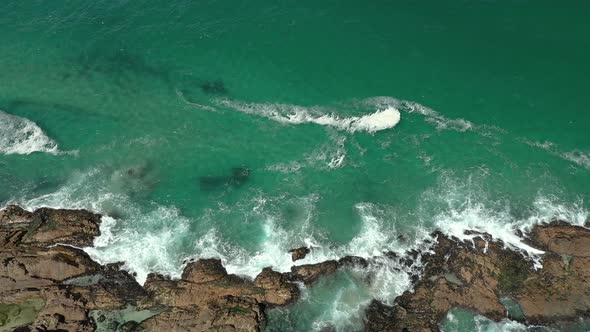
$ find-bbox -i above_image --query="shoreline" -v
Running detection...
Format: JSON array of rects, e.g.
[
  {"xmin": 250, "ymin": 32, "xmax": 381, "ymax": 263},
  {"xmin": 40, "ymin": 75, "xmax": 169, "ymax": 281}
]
[{"xmin": 1, "ymin": 205, "xmax": 589, "ymax": 331}]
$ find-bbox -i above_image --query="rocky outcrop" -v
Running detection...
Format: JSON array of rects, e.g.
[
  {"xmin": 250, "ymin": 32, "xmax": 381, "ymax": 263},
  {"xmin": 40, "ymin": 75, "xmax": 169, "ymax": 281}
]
[
  {"xmin": 0, "ymin": 205, "xmax": 148, "ymax": 331},
  {"xmin": 364, "ymin": 223, "xmax": 590, "ymax": 331},
  {"xmin": 517, "ymin": 224, "xmax": 590, "ymax": 323},
  {"xmin": 285, "ymin": 255, "xmax": 369, "ymax": 285},
  {"xmin": 288, "ymin": 247, "xmax": 310, "ymax": 261},
  {"xmin": 4, "ymin": 204, "xmax": 590, "ymax": 332},
  {"xmin": 289, "ymin": 260, "xmax": 339, "ymax": 285},
  {"xmin": 0, "ymin": 205, "xmax": 300, "ymax": 332},
  {"xmin": 140, "ymin": 259, "xmax": 300, "ymax": 331}
]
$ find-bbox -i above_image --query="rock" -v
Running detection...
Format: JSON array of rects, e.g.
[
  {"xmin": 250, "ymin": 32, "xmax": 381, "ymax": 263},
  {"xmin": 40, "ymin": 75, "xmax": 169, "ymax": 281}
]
[
  {"xmin": 5, "ymin": 205, "xmax": 590, "ymax": 331},
  {"xmin": 0, "ymin": 204, "xmax": 34, "ymax": 224},
  {"xmin": 364, "ymin": 224, "xmax": 590, "ymax": 331},
  {"xmin": 290, "ymin": 260, "xmax": 338, "ymax": 285},
  {"xmin": 0, "ymin": 205, "xmax": 101, "ymax": 247},
  {"xmin": 119, "ymin": 320, "xmax": 142, "ymax": 331},
  {"xmin": 338, "ymin": 255, "xmax": 369, "ymax": 268},
  {"xmin": 289, "ymin": 246, "xmax": 310, "ymax": 261},
  {"xmin": 0, "ymin": 205, "xmax": 300, "ymax": 332},
  {"xmin": 142, "ymin": 296, "xmax": 264, "ymax": 332},
  {"xmin": 364, "ymin": 300, "xmax": 397, "ymax": 332},
  {"xmin": 516, "ymin": 223, "xmax": 590, "ymax": 324},
  {"xmin": 181, "ymin": 258, "xmax": 228, "ymax": 283},
  {"xmin": 255, "ymin": 267, "xmax": 300, "ymax": 306}
]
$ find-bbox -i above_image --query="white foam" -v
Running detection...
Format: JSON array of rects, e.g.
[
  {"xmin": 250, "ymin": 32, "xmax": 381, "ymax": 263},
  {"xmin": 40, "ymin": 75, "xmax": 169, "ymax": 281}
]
[
  {"xmin": 432, "ymin": 197, "xmax": 545, "ymax": 265},
  {"xmin": 85, "ymin": 206, "xmax": 190, "ymax": 284},
  {"xmin": 215, "ymin": 99, "xmax": 401, "ymax": 133},
  {"xmin": 7, "ymin": 166, "xmax": 588, "ymax": 330},
  {"xmin": 472, "ymin": 315, "xmax": 550, "ymax": 332},
  {"xmin": 364, "ymin": 97, "xmax": 475, "ymax": 132},
  {"xmin": 422, "ymin": 173, "xmax": 590, "ymax": 271},
  {"xmin": 562, "ymin": 149, "xmax": 590, "ymax": 170},
  {"xmin": 0, "ymin": 110, "xmax": 59, "ymax": 155},
  {"xmin": 307, "ymin": 133, "xmax": 348, "ymax": 170},
  {"xmin": 520, "ymin": 138, "xmax": 590, "ymax": 171},
  {"xmin": 8, "ymin": 168, "xmax": 191, "ymax": 284}
]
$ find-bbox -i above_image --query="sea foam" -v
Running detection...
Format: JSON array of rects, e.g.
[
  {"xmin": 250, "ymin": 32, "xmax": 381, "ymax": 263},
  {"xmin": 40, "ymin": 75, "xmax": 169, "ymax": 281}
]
[
  {"xmin": 0, "ymin": 110, "xmax": 59, "ymax": 155},
  {"xmin": 215, "ymin": 99, "xmax": 401, "ymax": 133},
  {"xmin": 6, "ymin": 168, "xmax": 589, "ymax": 330},
  {"xmin": 521, "ymin": 138, "xmax": 590, "ymax": 171}
]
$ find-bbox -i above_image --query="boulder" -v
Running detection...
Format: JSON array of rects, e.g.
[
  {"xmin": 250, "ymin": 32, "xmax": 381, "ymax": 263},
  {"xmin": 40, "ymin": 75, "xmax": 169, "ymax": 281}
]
[
  {"xmin": 288, "ymin": 247, "xmax": 310, "ymax": 261},
  {"xmin": 289, "ymin": 260, "xmax": 339, "ymax": 285}
]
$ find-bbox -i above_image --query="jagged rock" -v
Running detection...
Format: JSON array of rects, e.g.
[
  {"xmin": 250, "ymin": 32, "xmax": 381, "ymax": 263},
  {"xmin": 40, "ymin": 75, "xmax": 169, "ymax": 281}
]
[
  {"xmin": 516, "ymin": 223, "xmax": 590, "ymax": 324},
  {"xmin": 254, "ymin": 267, "xmax": 300, "ymax": 306},
  {"xmin": 363, "ymin": 300, "xmax": 398, "ymax": 332},
  {"xmin": 119, "ymin": 320, "xmax": 142, "ymax": 331},
  {"xmin": 142, "ymin": 296, "xmax": 264, "ymax": 332},
  {"xmin": 364, "ymin": 224, "xmax": 590, "ymax": 331},
  {"xmin": 181, "ymin": 258, "xmax": 228, "ymax": 283},
  {"xmin": 5, "ymin": 205, "xmax": 590, "ymax": 332},
  {"xmin": 289, "ymin": 260, "xmax": 338, "ymax": 285},
  {"xmin": 288, "ymin": 246, "xmax": 310, "ymax": 261},
  {"xmin": 1, "ymin": 206, "xmax": 299, "ymax": 332},
  {"xmin": 0, "ymin": 205, "xmax": 101, "ymax": 247},
  {"xmin": 338, "ymin": 255, "xmax": 369, "ymax": 268}
]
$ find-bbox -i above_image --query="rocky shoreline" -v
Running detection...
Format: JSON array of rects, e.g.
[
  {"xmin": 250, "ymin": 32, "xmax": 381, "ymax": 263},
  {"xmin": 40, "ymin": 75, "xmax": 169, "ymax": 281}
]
[{"xmin": 1, "ymin": 205, "xmax": 589, "ymax": 331}]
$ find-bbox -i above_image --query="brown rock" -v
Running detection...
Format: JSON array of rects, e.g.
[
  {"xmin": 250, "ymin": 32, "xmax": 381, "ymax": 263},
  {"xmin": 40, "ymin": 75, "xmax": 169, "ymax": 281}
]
[
  {"xmin": 181, "ymin": 258, "xmax": 228, "ymax": 283},
  {"xmin": 290, "ymin": 260, "xmax": 338, "ymax": 285},
  {"xmin": 254, "ymin": 267, "xmax": 300, "ymax": 306},
  {"xmin": 142, "ymin": 296, "xmax": 264, "ymax": 332},
  {"xmin": 0, "ymin": 205, "xmax": 101, "ymax": 247},
  {"xmin": 516, "ymin": 223, "xmax": 590, "ymax": 324},
  {"xmin": 288, "ymin": 246, "xmax": 310, "ymax": 261},
  {"xmin": 364, "ymin": 225, "xmax": 590, "ymax": 331}
]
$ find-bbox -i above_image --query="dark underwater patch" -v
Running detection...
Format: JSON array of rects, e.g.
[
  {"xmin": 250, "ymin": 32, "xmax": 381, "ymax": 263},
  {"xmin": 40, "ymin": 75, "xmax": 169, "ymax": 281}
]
[
  {"xmin": 200, "ymin": 80, "xmax": 227, "ymax": 95},
  {"xmin": 199, "ymin": 167, "xmax": 250, "ymax": 191},
  {"xmin": 64, "ymin": 49, "xmax": 172, "ymax": 93}
]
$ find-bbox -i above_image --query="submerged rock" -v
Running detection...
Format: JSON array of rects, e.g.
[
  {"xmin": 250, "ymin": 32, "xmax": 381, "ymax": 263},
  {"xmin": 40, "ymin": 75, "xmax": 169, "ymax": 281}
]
[
  {"xmin": 199, "ymin": 167, "xmax": 251, "ymax": 191},
  {"xmin": 200, "ymin": 80, "xmax": 227, "ymax": 95}
]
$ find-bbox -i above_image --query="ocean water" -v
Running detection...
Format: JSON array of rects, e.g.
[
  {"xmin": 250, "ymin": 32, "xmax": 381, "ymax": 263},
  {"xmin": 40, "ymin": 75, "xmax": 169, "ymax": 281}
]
[{"xmin": 1, "ymin": 1, "xmax": 590, "ymax": 331}]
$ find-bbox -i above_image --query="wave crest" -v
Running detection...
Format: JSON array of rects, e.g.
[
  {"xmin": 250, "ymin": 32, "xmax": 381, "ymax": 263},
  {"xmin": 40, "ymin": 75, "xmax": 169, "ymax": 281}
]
[
  {"xmin": 215, "ymin": 99, "xmax": 401, "ymax": 133},
  {"xmin": 0, "ymin": 110, "xmax": 59, "ymax": 155}
]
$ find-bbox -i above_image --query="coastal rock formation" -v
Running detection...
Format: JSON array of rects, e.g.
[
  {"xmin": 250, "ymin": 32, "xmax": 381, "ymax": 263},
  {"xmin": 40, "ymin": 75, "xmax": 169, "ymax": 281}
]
[
  {"xmin": 288, "ymin": 246, "xmax": 310, "ymax": 261},
  {"xmin": 140, "ymin": 260, "xmax": 299, "ymax": 331},
  {"xmin": 0, "ymin": 205, "xmax": 299, "ymax": 331},
  {"xmin": 364, "ymin": 223, "xmax": 590, "ymax": 331},
  {"xmin": 289, "ymin": 260, "xmax": 339, "ymax": 285},
  {"xmin": 3, "ymin": 204, "xmax": 590, "ymax": 331}
]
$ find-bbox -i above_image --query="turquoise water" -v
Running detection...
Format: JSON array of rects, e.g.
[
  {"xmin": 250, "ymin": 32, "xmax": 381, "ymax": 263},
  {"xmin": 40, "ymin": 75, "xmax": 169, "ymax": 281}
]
[{"xmin": 1, "ymin": 1, "xmax": 589, "ymax": 331}]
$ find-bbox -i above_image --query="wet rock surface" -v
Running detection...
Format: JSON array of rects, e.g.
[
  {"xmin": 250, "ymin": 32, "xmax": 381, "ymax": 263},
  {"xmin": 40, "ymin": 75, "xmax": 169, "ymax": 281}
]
[
  {"xmin": 288, "ymin": 246, "xmax": 310, "ymax": 261},
  {"xmin": 364, "ymin": 223, "xmax": 590, "ymax": 331},
  {"xmin": 0, "ymin": 205, "xmax": 299, "ymax": 331},
  {"xmin": 3, "ymin": 204, "xmax": 590, "ymax": 331}
]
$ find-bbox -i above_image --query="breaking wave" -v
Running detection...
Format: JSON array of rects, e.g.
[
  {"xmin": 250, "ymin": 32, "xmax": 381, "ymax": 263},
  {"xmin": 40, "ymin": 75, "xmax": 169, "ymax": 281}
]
[
  {"xmin": 0, "ymin": 110, "xmax": 59, "ymax": 155},
  {"xmin": 215, "ymin": 98, "xmax": 401, "ymax": 133}
]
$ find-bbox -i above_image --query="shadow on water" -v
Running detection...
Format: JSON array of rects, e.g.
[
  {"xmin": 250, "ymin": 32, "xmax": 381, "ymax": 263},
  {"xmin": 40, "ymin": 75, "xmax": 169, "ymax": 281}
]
[
  {"xmin": 63, "ymin": 49, "xmax": 172, "ymax": 93},
  {"xmin": 199, "ymin": 167, "xmax": 250, "ymax": 191},
  {"xmin": 61, "ymin": 45, "xmax": 230, "ymax": 102},
  {"xmin": 199, "ymin": 80, "xmax": 227, "ymax": 95}
]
